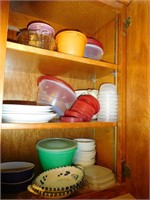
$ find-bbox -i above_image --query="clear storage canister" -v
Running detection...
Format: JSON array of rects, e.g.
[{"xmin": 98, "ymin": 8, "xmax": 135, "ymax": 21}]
[{"xmin": 28, "ymin": 22, "xmax": 55, "ymax": 50}]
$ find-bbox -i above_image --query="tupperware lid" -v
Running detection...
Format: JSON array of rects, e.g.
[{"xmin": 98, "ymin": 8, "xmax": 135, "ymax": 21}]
[
  {"xmin": 87, "ymin": 37, "xmax": 103, "ymax": 49},
  {"xmin": 27, "ymin": 22, "xmax": 55, "ymax": 35},
  {"xmin": 37, "ymin": 76, "xmax": 75, "ymax": 94},
  {"xmin": 84, "ymin": 165, "xmax": 113, "ymax": 179},
  {"xmin": 36, "ymin": 138, "xmax": 77, "ymax": 152}
]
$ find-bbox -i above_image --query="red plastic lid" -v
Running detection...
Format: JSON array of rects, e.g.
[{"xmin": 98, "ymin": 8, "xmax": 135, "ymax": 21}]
[
  {"xmin": 87, "ymin": 37, "xmax": 103, "ymax": 49},
  {"xmin": 37, "ymin": 75, "xmax": 75, "ymax": 93},
  {"xmin": 60, "ymin": 116, "xmax": 83, "ymax": 122},
  {"xmin": 64, "ymin": 110, "xmax": 91, "ymax": 122},
  {"xmin": 77, "ymin": 95, "xmax": 100, "ymax": 114},
  {"xmin": 72, "ymin": 100, "xmax": 96, "ymax": 115}
]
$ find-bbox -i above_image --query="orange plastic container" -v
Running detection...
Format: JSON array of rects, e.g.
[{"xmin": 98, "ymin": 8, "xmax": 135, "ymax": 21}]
[{"xmin": 56, "ymin": 31, "xmax": 87, "ymax": 57}]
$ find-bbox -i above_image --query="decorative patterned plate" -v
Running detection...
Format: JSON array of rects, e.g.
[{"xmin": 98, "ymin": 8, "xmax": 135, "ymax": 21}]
[
  {"xmin": 31, "ymin": 166, "xmax": 84, "ymax": 192},
  {"xmin": 28, "ymin": 184, "xmax": 80, "ymax": 199}
]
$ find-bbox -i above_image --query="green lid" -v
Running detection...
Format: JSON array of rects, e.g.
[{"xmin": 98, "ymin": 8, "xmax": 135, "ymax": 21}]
[{"xmin": 36, "ymin": 138, "xmax": 77, "ymax": 152}]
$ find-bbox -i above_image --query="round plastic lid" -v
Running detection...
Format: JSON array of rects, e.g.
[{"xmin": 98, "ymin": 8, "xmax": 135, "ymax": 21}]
[
  {"xmin": 28, "ymin": 22, "xmax": 55, "ymax": 35},
  {"xmin": 36, "ymin": 138, "xmax": 77, "ymax": 151},
  {"xmin": 87, "ymin": 37, "xmax": 103, "ymax": 49}
]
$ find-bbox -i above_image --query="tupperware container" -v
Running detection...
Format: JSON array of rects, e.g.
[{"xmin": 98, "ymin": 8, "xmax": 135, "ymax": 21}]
[
  {"xmin": 28, "ymin": 22, "xmax": 55, "ymax": 50},
  {"xmin": 84, "ymin": 37, "xmax": 104, "ymax": 60},
  {"xmin": 36, "ymin": 76, "xmax": 77, "ymax": 116},
  {"xmin": 56, "ymin": 30, "xmax": 87, "ymax": 57},
  {"xmin": 36, "ymin": 138, "xmax": 77, "ymax": 170}
]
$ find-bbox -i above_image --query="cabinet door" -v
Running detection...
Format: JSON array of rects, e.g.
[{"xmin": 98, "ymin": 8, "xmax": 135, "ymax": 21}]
[
  {"xmin": 0, "ymin": 1, "xmax": 9, "ymax": 122},
  {"xmin": 126, "ymin": 0, "xmax": 150, "ymax": 199}
]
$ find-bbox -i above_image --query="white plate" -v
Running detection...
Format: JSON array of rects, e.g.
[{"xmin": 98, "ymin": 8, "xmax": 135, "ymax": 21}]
[
  {"xmin": 2, "ymin": 104, "xmax": 52, "ymax": 113},
  {"xmin": 2, "ymin": 113, "xmax": 57, "ymax": 123}
]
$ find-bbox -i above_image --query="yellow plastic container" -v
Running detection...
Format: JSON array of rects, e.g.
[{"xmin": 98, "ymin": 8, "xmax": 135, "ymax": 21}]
[{"xmin": 56, "ymin": 31, "xmax": 87, "ymax": 57}]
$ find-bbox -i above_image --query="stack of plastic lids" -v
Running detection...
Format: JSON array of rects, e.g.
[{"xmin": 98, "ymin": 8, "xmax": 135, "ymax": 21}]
[
  {"xmin": 97, "ymin": 83, "xmax": 118, "ymax": 122},
  {"xmin": 73, "ymin": 138, "xmax": 96, "ymax": 167},
  {"xmin": 84, "ymin": 165, "xmax": 116, "ymax": 191}
]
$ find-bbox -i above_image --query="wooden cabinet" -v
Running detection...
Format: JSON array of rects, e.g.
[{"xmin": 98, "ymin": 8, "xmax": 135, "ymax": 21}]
[{"xmin": 0, "ymin": 0, "xmax": 149, "ymax": 199}]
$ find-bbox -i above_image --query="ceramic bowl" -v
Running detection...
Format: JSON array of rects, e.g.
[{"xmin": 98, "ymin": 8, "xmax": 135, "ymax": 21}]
[
  {"xmin": 1, "ymin": 174, "xmax": 34, "ymax": 194},
  {"xmin": 30, "ymin": 166, "xmax": 84, "ymax": 194},
  {"xmin": 1, "ymin": 161, "xmax": 35, "ymax": 183},
  {"xmin": 36, "ymin": 138, "xmax": 77, "ymax": 170}
]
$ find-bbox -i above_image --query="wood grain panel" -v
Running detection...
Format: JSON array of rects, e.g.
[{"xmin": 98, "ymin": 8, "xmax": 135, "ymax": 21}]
[
  {"xmin": 94, "ymin": 127, "xmax": 115, "ymax": 171},
  {"xmin": 96, "ymin": 19, "xmax": 115, "ymax": 64},
  {"xmin": 1, "ymin": 128, "xmax": 93, "ymax": 175},
  {"xmin": 10, "ymin": 1, "xmax": 117, "ymax": 36},
  {"xmin": 0, "ymin": 2, "xmax": 10, "ymax": 117},
  {"xmin": 8, "ymin": 11, "xmax": 66, "ymax": 37},
  {"xmin": 126, "ymin": 0, "xmax": 150, "ymax": 198}
]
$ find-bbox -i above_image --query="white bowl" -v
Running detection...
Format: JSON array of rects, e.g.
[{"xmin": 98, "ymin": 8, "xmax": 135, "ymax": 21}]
[{"xmin": 74, "ymin": 138, "xmax": 96, "ymax": 151}]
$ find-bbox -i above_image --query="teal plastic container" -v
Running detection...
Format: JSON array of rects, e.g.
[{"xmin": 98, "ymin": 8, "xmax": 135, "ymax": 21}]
[{"xmin": 36, "ymin": 138, "xmax": 77, "ymax": 171}]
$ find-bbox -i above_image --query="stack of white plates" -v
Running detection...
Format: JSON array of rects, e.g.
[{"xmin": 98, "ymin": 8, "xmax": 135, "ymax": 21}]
[
  {"xmin": 97, "ymin": 84, "xmax": 118, "ymax": 122},
  {"xmin": 84, "ymin": 165, "xmax": 116, "ymax": 191},
  {"xmin": 2, "ymin": 104, "xmax": 57, "ymax": 123},
  {"xmin": 73, "ymin": 138, "xmax": 96, "ymax": 167}
]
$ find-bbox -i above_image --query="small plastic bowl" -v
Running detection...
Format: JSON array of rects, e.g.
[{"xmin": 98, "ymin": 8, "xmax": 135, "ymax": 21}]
[
  {"xmin": 84, "ymin": 38, "xmax": 104, "ymax": 60},
  {"xmin": 36, "ymin": 76, "xmax": 77, "ymax": 116},
  {"xmin": 1, "ymin": 161, "xmax": 35, "ymax": 183},
  {"xmin": 99, "ymin": 84, "xmax": 117, "ymax": 93},
  {"xmin": 56, "ymin": 30, "xmax": 87, "ymax": 57},
  {"xmin": 36, "ymin": 138, "xmax": 77, "ymax": 170}
]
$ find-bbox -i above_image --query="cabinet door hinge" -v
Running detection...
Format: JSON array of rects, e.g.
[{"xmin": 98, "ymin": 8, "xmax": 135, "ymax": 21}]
[
  {"xmin": 122, "ymin": 160, "xmax": 131, "ymax": 178},
  {"xmin": 124, "ymin": 16, "xmax": 131, "ymax": 36}
]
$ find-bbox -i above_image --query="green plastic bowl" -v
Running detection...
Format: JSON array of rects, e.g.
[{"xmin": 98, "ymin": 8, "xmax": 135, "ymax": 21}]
[{"xmin": 36, "ymin": 138, "xmax": 77, "ymax": 171}]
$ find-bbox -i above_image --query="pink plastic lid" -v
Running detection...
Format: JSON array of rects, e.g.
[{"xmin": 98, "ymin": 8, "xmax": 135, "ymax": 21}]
[
  {"xmin": 87, "ymin": 37, "xmax": 103, "ymax": 49},
  {"xmin": 28, "ymin": 22, "xmax": 55, "ymax": 35}
]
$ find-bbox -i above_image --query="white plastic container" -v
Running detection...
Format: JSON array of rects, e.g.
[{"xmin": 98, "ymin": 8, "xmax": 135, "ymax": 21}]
[{"xmin": 84, "ymin": 38, "xmax": 104, "ymax": 60}]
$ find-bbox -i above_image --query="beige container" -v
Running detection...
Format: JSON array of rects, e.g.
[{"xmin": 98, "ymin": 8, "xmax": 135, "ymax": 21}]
[{"xmin": 56, "ymin": 30, "xmax": 87, "ymax": 57}]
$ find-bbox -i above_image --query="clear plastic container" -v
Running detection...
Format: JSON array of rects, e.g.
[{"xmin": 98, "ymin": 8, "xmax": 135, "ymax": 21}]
[
  {"xmin": 28, "ymin": 22, "xmax": 55, "ymax": 50},
  {"xmin": 84, "ymin": 38, "xmax": 104, "ymax": 60},
  {"xmin": 36, "ymin": 76, "xmax": 77, "ymax": 116}
]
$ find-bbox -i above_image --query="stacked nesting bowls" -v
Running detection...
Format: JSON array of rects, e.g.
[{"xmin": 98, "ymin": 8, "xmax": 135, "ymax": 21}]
[
  {"xmin": 73, "ymin": 138, "xmax": 96, "ymax": 167},
  {"xmin": 97, "ymin": 84, "xmax": 118, "ymax": 122},
  {"xmin": 1, "ymin": 161, "xmax": 35, "ymax": 193}
]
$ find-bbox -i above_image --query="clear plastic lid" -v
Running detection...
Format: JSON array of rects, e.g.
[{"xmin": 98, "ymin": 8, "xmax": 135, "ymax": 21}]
[{"xmin": 84, "ymin": 165, "xmax": 113, "ymax": 179}]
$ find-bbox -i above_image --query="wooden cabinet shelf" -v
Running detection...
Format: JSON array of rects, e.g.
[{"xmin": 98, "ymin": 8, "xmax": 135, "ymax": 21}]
[
  {"xmin": 2, "ymin": 120, "xmax": 117, "ymax": 130},
  {"xmin": 6, "ymin": 41, "xmax": 117, "ymax": 77}
]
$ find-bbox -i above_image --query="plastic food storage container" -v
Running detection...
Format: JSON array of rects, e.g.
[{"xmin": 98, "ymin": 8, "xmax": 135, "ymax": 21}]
[
  {"xmin": 36, "ymin": 76, "xmax": 77, "ymax": 116},
  {"xmin": 36, "ymin": 138, "xmax": 77, "ymax": 170},
  {"xmin": 27, "ymin": 22, "xmax": 55, "ymax": 50},
  {"xmin": 17, "ymin": 29, "xmax": 29, "ymax": 45},
  {"xmin": 84, "ymin": 37, "xmax": 104, "ymax": 60},
  {"xmin": 56, "ymin": 30, "xmax": 87, "ymax": 57}
]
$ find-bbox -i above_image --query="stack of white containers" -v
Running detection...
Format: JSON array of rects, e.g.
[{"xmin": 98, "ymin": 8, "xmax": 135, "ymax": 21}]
[
  {"xmin": 97, "ymin": 84, "xmax": 118, "ymax": 122},
  {"xmin": 73, "ymin": 138, "xmax": 96, "ymax": 167}
]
